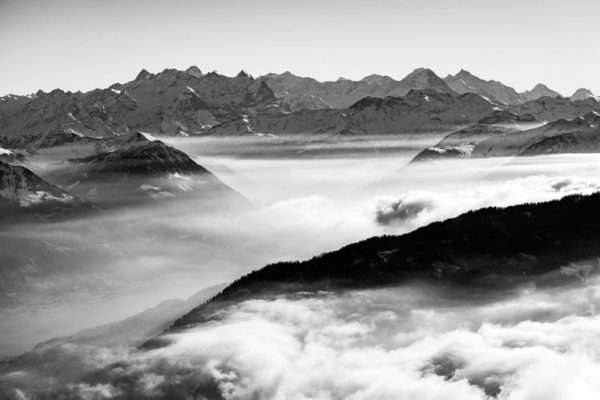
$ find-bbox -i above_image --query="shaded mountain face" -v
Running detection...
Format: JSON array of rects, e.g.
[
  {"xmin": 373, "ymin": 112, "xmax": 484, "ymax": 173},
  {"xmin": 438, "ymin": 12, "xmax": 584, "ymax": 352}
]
[
  {"xmin": 0, "ymin": 161, "xmax": 91, "ymax": 222},
  {"xmin": 0, "ymin": 127, "xmax": 102, "ymax": 152},
  {"xmin": 570, "ymin": 88, "xmax": 600, "ymax": 102},
  {"xmin": 519, "ymin": 129, "xmax": 600, "ymax": 156},
  {"xmin": 444, "ymin": 69, "xmax": 522, "ymax": 105},
  {"xmin": 184, "ymin": 65, "xmax": 202, "ymax": 78},
  {"xmin": 170, "ymin": 191, "xmax": 600, "ymax": 330},
  {"xmin": 412, "ymin": 116, "xmax": 600, "ymax": 162},
  {"xmin": 398, "ymin": 68, "xmax": 455, "ymax": 95},
  {"xmin": 444, "ymin": 70, "xmax": 577, "ymax": 105},
  {"xmin": 477, "ymin": 109, "xmax": 538, "ymax": 125},
  {"xmin": 474, "ymin": 117, "xmax": 597, "ymax": 158},
  {"xmin": 517, "ymin": 114, "xmax": 600, "ymax": 156},
  {"xmin": 208, "ymin": 90, "xmax": 496, "ymax": 135},
  {"xmin": 0, "ymin": 94, "xmax": 35, "ymax": 104},
  {"xmin": 411, "ymin": 124, "xmax": 518, "ymax": 162},
  {"xmin": 74, "ymin": 132, "xmax": 210, "ymax": 176},
  {"xmin": 264, "ymin": 68, "xmax": 579, "ymax": 113},
  {"xmin": 208, "ymin": 90, "xmax": 599, "ymax": 136},
  {"xmin": 508, "ymin": 96, "xmax": 600, "ymax": 122},
  {"xmin": 259, "ymin": 68, "xmax": 455, "ymax": 110},
  {"xmin": 0, "ymin": 68, "xmax": 279, "ymax": 144},
  {"xmin": 112, "ymin": 68, "xmax": 279, "ymax": 135},
  {"xmin": 0, "ymin": 161, "xmax": 74, "ymax": 208},
  {"xmin": 582, "ymin": 111, "xmax": 600, "ymax": 126},
  {"xmin": 57, "ymin": 132, "xmax": 244, "ymax": 207},
  {"xmin": 0, "ymin": 88, "xmax": 131, "ymax": 141},
  {"xmin": 521, "ymin": 83, "xmax": 561, "ymax": 102}
]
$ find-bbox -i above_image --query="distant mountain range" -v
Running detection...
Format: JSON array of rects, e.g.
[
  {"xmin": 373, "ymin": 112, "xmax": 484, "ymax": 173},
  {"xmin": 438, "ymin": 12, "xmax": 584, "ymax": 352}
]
[
  {"xmin": 209, "ymin": 89, "xmax": 504, "ymax": 135},
  {"xmin": 265, "ymin": 68, "xmax": 598, "ymax": 109},
  {"xmin": 1, "ymin": 66, "xmax": 598, "ymax": 142},
  {"xmin": 411, "ymin": 111, "xmax": 600, "ymax": 162},
  {"xmin": 261, "ymin": 68, "xmax": 456, "ymax": 110}
]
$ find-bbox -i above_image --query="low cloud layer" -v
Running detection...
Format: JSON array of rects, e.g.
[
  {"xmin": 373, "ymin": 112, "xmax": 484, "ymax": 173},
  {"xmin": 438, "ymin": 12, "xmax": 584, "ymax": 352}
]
[
  {"xmin": 4, "ymin": 278, "xmax": 600, "ymax": 399},
  {"xmin": 370, "ymin": 175, "xmax": 600, "ymax": 228}
]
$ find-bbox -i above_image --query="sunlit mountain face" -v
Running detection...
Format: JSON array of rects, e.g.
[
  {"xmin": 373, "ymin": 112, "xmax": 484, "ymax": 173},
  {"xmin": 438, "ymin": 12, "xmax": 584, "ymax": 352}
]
[{"xmin": 2, "ymin": 13, "xmax": 600, "ymax": 396}]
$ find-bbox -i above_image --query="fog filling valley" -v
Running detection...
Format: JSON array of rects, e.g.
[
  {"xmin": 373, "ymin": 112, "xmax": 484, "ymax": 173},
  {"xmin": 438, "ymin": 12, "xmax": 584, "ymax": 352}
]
[{"xmin": 3, "ymin": 135, "xmax": 600, "ymax": 399}]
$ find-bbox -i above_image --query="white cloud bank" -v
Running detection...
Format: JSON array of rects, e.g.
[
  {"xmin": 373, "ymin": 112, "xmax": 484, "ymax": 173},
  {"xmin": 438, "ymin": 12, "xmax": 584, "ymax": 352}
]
[
  {"xmin": 6, "ymin": 279, "xmax": 600, "ymax": 400},
  {"xmin": 370, "ymin": 175, "xmax": 600, "ymax": 230}
]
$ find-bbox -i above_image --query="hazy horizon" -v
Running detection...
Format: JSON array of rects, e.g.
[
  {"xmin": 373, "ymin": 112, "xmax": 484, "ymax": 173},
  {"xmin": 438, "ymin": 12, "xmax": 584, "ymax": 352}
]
[{"xmin": 1, "ymin": 0, "xmax": 599, "ymax": 97}]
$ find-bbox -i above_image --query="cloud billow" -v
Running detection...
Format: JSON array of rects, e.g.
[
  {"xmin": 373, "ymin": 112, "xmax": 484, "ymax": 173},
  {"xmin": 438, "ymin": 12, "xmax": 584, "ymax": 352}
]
[{"xmin": 370, "ymin": 175, "xmax": 600, "ymax": 228}]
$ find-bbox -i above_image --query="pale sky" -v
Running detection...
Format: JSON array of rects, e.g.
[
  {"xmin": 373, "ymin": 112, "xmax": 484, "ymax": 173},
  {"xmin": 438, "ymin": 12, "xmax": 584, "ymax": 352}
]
[{"xmin": 1, "ymin": 0, "xmax": 599, "ymax": 96}]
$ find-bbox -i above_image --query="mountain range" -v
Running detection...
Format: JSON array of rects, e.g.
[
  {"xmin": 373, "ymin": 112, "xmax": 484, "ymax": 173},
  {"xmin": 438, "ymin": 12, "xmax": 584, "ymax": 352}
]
[
  {"xmin": 265, "ymin": 68, "xmax": 598, "ymax": 109},
  {"xmin": 208, "ymin": 89, "xmax": 503, "ymax": 135},
  {"xmin": 1, "ymin": 67, "xmax": 599, "ymax": 143},
  {"xmin": 412, "ymin": 111, "xmax": 600, "ymax": 162}
]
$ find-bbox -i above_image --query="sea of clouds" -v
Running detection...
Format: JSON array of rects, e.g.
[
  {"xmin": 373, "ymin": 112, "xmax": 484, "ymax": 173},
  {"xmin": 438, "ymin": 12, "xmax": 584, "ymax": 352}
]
[
  {"xmin": 4, "ymin": 277, "xmax": 600, "ymax": 399},
  {"xmin": 5, "ymin": 138, "xmax": 600, "ymax": 397}
]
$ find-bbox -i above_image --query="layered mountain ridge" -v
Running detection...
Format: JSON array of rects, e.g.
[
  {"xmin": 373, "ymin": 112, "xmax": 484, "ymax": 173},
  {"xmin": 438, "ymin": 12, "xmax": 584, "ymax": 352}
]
[
  {"xmin": 412, "ymin": 112, "xmax": 600, "ymax": 162},
  {"xmin": 1, "ymin": 66, "xmax": 598, "ymax": 143}
]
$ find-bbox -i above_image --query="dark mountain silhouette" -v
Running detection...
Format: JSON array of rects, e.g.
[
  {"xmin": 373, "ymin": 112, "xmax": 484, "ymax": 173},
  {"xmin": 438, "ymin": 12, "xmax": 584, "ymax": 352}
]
[
  {"xmin": 412, "ymin": 115, "xmax": 600, "ymax": 162},
  {"xmin": 169, "ymin": 192, "xmax": 600, "ymax": 330},
  {"xmin": 53, "ymin": 132, "xmax": 246, "ymax": 207}
]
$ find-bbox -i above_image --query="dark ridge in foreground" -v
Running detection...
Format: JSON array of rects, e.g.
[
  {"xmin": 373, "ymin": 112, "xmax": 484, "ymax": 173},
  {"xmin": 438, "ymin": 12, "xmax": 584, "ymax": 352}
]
[{"xmin": 170, "ymin": 192, "xmax": 600, "ymax": 330}]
